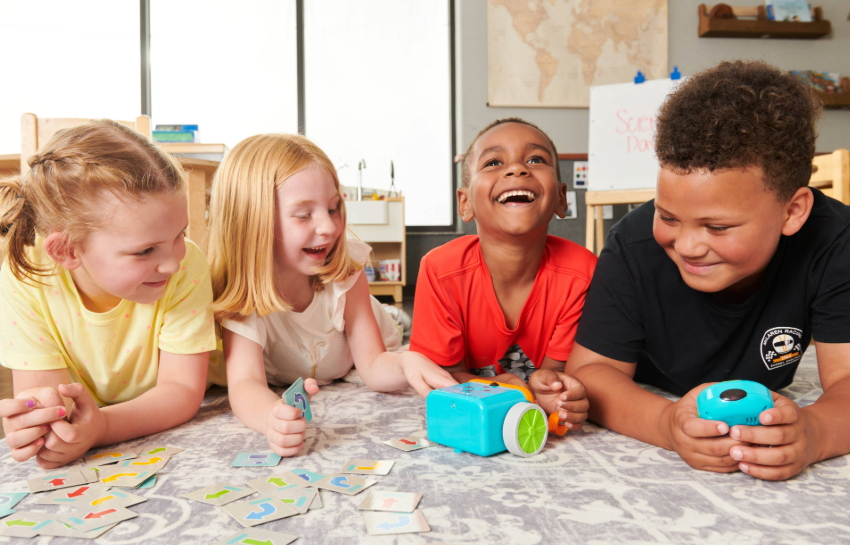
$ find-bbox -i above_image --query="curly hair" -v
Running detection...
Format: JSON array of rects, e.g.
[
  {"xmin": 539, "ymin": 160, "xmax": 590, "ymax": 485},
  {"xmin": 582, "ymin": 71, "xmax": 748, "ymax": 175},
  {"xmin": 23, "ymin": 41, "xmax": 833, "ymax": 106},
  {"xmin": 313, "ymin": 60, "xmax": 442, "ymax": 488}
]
[
  {"xmin": 655, "ymin": 60, "xmax": 821, "ymax": 201},
  {"xmin": 461, "ymin": 117, "xmax": 561, "ymax": 188}
]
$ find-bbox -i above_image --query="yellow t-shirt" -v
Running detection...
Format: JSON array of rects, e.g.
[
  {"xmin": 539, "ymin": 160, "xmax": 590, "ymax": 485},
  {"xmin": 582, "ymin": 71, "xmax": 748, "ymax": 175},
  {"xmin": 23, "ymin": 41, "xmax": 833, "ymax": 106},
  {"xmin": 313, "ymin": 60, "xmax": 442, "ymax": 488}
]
[{"xmin": 0, "ymin": 239, "xmax": 225, "ymax": 405}]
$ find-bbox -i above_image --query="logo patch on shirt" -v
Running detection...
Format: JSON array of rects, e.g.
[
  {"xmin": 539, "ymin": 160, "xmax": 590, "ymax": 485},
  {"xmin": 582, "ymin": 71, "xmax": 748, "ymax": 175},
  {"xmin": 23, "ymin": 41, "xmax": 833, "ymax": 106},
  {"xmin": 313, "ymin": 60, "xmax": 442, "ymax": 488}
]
[{"xmin": 760, "ymin": 327, "xmax": 803, "ymax": 370}]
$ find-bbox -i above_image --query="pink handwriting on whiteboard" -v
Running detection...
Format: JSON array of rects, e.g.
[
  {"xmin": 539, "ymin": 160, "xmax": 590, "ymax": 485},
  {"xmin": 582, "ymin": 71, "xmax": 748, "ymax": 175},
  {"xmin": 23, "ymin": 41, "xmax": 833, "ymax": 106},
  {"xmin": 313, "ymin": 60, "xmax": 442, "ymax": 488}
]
[{"xmin": 615, "ymin": 109, "xmax": 656, "ymax": 153}]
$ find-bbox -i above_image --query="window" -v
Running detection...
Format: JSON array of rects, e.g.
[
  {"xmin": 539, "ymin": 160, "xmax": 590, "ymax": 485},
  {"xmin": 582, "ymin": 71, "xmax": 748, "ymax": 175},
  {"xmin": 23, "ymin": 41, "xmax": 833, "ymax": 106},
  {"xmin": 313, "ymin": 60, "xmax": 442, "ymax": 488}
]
[
  {"xmin": 0, "ymin": 0, "xmax": 140, "ymax": 153},
  {"xmin": 304, "ymin": 0, "xmax": 453, "ymax": 227},
  {"xmin": 150, "ymin": 0, "xmax": 298, "ymax": 147}
]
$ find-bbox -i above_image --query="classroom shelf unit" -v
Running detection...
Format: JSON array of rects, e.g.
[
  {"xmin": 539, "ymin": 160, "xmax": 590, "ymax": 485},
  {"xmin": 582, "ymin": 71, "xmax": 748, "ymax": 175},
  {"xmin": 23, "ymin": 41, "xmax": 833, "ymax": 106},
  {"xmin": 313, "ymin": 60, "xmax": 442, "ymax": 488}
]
[
  {"xmin": 816, "ymin": 91, "xmax": 850, "ymax": 110},
  {"xmin": 346, "ymin": 197, "xmax": 406, "ymax": 305},
  {"xmin": 698, "ymin": 4, "xmax": 831, "ymax": 39}
]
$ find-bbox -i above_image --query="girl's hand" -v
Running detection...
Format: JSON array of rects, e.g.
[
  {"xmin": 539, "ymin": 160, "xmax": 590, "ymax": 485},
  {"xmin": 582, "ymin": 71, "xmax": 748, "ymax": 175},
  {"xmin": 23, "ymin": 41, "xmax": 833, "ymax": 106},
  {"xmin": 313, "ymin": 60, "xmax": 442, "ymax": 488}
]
[
  {"xmin": 265, "ymin": 379, "xmax": 319, "ymax": 457},
  {"xmin": 726, "ymin": 392, "xmax": 820, "ymax": 481},
  {"xmin": 529, "ymin": 370, "xmax": 589, "ymax": 431},
  {"xmin": 399, "ymin": 352, "xmax": 458, "ymax": 398},
  {"xmin": 38, "ymin": 384, "xmax": 107, "ymax": 469},
  {"xmin": 1, "ymin": 387, "xmax": 67, "ymax": 463}
]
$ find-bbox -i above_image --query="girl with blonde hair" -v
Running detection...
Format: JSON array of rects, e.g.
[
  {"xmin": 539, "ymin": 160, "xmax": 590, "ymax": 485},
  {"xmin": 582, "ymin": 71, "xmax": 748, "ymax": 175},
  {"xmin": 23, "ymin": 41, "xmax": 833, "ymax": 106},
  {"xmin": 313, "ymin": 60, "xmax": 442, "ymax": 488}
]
[
  {"xmin": 0, "ymin": 120, "xmax": 223, "ymax": 468},
  {"xmin": 208, "ymin": 133, "xmax": 455, "ymax": 457}
]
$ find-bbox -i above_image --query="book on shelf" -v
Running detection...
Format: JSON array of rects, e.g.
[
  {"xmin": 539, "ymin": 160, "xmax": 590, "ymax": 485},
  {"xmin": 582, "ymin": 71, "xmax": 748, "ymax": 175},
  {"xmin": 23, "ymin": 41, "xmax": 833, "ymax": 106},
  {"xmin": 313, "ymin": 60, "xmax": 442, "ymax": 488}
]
[
  {"xmin": 791, "ymin": 70, "xmax": 845, "ymax": 94},
  {"xmin": 155, "ymin": 124, "xmax": 199, "ymax": 132},
  {"xmin": 152, "ymin": 130, "xmax": 199, "ymax": 143},
  {"xmin": 764, "ymin": 0, "xmax": 813, "ymax": 22}
]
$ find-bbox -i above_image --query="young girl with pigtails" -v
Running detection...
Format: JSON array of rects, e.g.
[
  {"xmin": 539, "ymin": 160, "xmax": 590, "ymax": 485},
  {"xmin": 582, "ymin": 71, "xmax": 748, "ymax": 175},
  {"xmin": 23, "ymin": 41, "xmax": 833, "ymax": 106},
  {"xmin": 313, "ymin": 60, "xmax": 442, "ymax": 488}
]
[
  {"xmin": 207, "ymin": 133, "xmax": 456, "ymax": 458},
  {"xmin": 0, "ymin": 120, "xmax": 224, "ymax": 469}
]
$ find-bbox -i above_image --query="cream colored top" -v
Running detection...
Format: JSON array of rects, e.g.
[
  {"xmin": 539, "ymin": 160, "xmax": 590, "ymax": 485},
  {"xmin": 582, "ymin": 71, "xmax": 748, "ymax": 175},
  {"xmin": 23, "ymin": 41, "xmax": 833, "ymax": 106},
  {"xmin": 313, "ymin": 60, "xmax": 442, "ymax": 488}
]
[{"xmin": 221, "ymin": 240, "xmax": 401, "ymax": 386}]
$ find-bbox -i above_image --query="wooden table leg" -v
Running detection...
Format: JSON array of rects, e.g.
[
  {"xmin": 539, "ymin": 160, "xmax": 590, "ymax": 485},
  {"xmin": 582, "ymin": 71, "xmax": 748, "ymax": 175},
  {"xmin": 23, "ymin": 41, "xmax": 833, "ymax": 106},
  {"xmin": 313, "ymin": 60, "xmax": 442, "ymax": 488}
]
[
  {"xmin": 595, "ymin": 205, "xmax": 604, "ymax": 255},
  {"xmin": 585, "ymin": 205, "xmax": 595, "ymax": 253}
]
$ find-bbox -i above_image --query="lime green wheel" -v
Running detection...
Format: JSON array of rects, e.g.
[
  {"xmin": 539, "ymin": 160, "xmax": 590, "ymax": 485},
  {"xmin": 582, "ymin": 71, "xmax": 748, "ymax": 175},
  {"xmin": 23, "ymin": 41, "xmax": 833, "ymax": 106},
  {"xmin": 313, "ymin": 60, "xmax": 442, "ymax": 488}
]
[{"xmin": 503, "ymin": 402, "xmax": 548, "ymax": 457}]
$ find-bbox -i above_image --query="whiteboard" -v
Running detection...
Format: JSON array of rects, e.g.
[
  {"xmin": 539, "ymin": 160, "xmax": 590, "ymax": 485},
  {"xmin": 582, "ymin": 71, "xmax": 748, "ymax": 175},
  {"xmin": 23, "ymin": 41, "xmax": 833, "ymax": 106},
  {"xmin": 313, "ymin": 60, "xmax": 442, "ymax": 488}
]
[{"xmin": 588, "ymin": 78, "xmax": 685, "ymax": 191}]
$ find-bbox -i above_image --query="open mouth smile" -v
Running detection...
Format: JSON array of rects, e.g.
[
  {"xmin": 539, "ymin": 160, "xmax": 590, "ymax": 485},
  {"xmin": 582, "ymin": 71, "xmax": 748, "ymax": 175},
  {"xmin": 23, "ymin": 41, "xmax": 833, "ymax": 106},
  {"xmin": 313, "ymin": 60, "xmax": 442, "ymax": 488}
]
[
  {"xmin": 303, "ymin": 245, "xmax": 329, "ymax": 259},
  {"xmin": 496, "ymin": 190, "xmax": 537, "ymax": 205}
]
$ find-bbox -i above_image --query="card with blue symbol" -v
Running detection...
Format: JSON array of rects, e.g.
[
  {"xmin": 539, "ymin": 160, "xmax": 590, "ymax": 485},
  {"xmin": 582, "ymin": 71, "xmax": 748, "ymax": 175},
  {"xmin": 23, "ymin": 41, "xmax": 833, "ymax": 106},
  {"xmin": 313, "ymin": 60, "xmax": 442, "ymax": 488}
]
[
  {"xmin": 363, "ymin": 509, "xmax": 431, "ymax": 535},
  {"xmin": 223, "ymin": 495, "xmax": 298, "ymax": 527},
  {"xmin": 282, "ymin": 377, "xmax": 313, "ymax": 423},
  {"xmin": 231, "ymin": 452, "xmax": 282, "ymax": 468},
  {"xmin": 314, "ymin": 474, "xmax": 377, "ymax": 495}
]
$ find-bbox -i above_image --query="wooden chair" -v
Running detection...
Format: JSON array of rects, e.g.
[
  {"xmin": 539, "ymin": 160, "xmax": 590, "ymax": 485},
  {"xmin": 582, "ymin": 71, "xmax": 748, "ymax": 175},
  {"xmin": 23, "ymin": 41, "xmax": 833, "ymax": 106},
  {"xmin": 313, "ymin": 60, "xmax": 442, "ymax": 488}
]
[
  {"xmin": 585, "ymin": 149, "xmax": 850, "ymax": 255},
  {"xmin": 19, "ymin": 113, "xmax": 211, "ymax": 247}
]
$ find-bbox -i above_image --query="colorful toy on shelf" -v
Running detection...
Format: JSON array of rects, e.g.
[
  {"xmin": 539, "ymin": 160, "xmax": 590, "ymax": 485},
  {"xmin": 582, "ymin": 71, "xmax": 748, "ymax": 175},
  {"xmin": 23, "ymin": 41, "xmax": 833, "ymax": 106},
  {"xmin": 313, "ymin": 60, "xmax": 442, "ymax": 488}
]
[
  {"xmin": 697, "ymin": 380, "xmax": 775, "ymax": 427},
  {"xmin": 426, "ymin": 379, "xmax": 566, "ymax": 458}
]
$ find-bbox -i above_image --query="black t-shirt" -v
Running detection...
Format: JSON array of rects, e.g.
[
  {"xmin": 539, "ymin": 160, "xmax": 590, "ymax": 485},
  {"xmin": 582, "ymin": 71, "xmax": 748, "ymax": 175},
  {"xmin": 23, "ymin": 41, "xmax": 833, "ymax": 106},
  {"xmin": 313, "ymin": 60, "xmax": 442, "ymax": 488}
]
[{"xmin": 575, "ymin": 188, "xmax": 850, "ymax": 396}]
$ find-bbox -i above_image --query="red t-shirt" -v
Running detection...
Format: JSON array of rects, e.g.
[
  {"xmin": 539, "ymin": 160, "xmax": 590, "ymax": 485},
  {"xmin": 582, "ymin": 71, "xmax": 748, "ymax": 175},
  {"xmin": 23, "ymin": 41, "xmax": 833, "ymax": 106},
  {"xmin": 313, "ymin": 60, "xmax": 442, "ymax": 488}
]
[{"xmin": 410, "ymin": 235, "xmax": 597, "ymax": 374}]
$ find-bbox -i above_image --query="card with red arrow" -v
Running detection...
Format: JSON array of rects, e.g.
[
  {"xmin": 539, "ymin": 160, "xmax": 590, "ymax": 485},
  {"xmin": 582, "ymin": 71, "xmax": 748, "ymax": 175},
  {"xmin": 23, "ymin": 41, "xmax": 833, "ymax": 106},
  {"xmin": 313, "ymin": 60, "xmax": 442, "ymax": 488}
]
[
  {"xmin": 35, "ymin": 484, "xmax": 111, "ymax": 506},
  {"xmin": 58, "ymin": 505, "xmax": 137, "ymax": 533},
  {"xmin": 214, "ymin": 528, "xmax": 299, "ymax": 545},
  {"xmin": 183, "ymin": 482, "xmax": 255, "ymax": 506},
  {"xmin": 26, "ymin": 469, "xmax": 90, "ymax": 493},
  {"xmin": 382, "ymin": 436, "xmax": 434, "ymax": 452},
  {"xmin": 357, "ymin": 491, "xmax": 422, "ymax": 513},
  {"xmin": 340, "ymin": 459, "xmax": 395, "ymax": 475}
]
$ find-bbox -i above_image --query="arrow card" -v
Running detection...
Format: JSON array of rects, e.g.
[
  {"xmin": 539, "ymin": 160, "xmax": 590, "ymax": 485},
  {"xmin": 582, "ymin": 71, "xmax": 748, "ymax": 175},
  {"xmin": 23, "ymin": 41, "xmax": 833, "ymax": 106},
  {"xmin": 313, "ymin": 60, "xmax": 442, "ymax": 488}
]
[
  {"xmin": 363, "ymin": 509, "xmax": 430, "ymax": 536},
  {"xmin": 223, "ymin": 495, "xmax": 298, "ymax": 528},
  {"xmin": 59, "ymin": 505, "xmax": 136, "ymax": 533},
  {"xmin": 272, "ymin": 488, "xmax": 316, "ymax": 515},
  {"xmin": 246, "ymin": 471, "xmax": 307, "ymax": 494},
  {"xmin": 340, "ymin": 459, "xmax": 395, "ymax": 476},
  {"xmin": 215, "ymin": 528, "xmax": 299, "ymax": 545},
  {"xmin": 358, "ymin": 491, "xmax": 422, "ymax": 513},
  {"xmin": 84, "ymin": 448, "xmax": 139, "ymax": 466},
  {"xmin": 183, "ymin": 482, "xmax": 255, "ymax": 506},
  {"xmin": 26, "ymin": 469, "xmax": 89, "ymax": 493},
  {"xmin": 313, "ymin": 474, "xmax": 376, "ymax": 496},
  {"xmin": 382, "ymin": 436, "xmax": 434, "ymax": 452}
]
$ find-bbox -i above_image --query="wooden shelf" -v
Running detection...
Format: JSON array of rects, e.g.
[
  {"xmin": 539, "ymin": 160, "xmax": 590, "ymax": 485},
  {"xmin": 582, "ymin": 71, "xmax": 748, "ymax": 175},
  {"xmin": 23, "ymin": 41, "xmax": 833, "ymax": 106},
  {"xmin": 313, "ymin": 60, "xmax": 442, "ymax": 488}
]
[
  {"xmin": 815, "ymin": 91, "xmax": 850, "ymax": 110},
  {"xmin": 698, "ymin": 4, "xmax": 831, "ymax": 39}
]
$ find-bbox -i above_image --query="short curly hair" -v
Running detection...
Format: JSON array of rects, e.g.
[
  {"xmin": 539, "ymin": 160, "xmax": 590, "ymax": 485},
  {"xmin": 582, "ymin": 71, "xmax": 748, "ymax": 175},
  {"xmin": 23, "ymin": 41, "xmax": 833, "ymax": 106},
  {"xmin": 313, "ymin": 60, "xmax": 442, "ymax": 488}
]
[
  {"xmin": 461, "ymin": 117, "xmax": 561, "ymax": 188},
  {"xmin": 655, "ymin": 60, "xmax": 821, "ymax": 201}
]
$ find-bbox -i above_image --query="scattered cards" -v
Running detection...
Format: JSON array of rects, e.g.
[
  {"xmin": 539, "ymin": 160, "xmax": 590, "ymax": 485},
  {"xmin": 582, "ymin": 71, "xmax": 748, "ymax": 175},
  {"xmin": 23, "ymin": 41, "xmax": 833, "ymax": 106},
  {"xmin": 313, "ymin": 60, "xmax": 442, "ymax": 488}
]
[
  {"xmin": 37, "ymin": 520, "xmax": 117, "ymax": 539},
  {"xmin": 363, "ymin": 509, "xmax": 430, "ymax": 536},
  {"xmin": 383, "ymin": 436, "xmax": 434, "ymax": 452},
  {"xmin": 116, "ymin": 454, "xmax": 169, "ymax": 471},
  {"xmin": 231, "ymin": 452, "xmax": 282, "ymax": 467},
  {"xmin": 96, "ymin": 466, "xmax": 158, "ymax": 488},
  {"xmin": 341, "ymin": 459, "xmax": 394, "ymax": 476},
  {"xmin": 35, "ymin": 484, "xmax": 110, "ymax": 506},
  {"xmin": 289, "ymin": 468, "xmax": 326, "ymax": 484},
  {"xmin": 216, "ymin": 528, "xmax": 299, "ymax": 545},
  {"xmin": 27, "ymin": 469, "xmax": 90, "ymax": 493},
  {"xmin": 0, "ymin": 511, "xmax": 52, "ymax": 538},
  {"xmin": 138, "ymin": 475, "xmax": 157, "ymax": 489},
  {"xmin": 358, "ymin": 491, "xmax": 422, "ymax": 513},
  {"xmin": 223, "ymin": 495, "xmax": 298, "ymax": 527},
  {"xmin": 247, "ymin": 471, "xmax": 307, "ymax": 493},
  {"xmin": 85, "ymin": 448, "xmax": 138, "ymax": 466},
  {"xmin": 0, "ymin": 492, "xmax": 28, "ymax": 511},
  {"xmin": 183, "ymin": 482, "xmax": 255, "ymax": 507},
  {"xmin": 314, "ymin": 474, "xmax": 377, "ymax": 495},
  {"xmin": 282, "ymin": 377, "xmax": 313, "ymax": 422}
]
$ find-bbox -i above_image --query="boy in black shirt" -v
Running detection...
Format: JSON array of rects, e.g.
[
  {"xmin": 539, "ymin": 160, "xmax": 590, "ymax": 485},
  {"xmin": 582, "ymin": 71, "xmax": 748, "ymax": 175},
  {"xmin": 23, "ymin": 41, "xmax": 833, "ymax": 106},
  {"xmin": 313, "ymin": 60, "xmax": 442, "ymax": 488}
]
[{"xmin": 566, "ymin": 60, "xmax": 850, "ymax": 480}]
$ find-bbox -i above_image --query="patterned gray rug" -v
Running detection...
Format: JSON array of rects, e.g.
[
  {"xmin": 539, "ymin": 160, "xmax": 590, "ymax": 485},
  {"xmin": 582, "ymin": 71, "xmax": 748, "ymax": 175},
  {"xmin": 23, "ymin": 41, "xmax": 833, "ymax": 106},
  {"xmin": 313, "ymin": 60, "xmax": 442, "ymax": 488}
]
[{"xmin": 1, "ymin": 347, "xmax": 848, "ymax": 544}]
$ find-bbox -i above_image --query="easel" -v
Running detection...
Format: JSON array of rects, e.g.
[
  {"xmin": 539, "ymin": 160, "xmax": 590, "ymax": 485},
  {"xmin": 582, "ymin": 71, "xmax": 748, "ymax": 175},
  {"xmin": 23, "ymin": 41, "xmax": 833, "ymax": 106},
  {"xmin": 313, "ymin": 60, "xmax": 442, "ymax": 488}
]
[{"xmin": 585, "ymin": 188, "xmax": 655, "ymax": 255}]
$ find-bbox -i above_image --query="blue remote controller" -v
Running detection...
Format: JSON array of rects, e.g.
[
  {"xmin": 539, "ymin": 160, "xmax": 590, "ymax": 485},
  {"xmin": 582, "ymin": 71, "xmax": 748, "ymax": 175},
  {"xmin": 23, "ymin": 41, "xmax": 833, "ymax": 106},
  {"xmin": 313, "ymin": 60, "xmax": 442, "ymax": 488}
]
[{"xmin": 696, "ymin": 380, "xmax": 774, "ymax": 427}]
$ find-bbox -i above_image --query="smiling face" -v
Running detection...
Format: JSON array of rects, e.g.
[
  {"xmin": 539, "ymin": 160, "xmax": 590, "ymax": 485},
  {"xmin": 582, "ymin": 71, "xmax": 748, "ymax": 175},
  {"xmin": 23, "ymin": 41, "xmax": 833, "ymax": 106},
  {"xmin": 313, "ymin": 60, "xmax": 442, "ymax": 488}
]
[
  {"xmin": 274, "ymin": 164, "xmax": 343, "ymax": 278},
  {"xmin": 653, "ymin": 166, "xmax": 796, "ymax": 298},
  {"xmin": 68, "ymin": 191, "xmax": 189, "ymax": 311},
  {"xmin": 460, "ymin": 122, "xmax": 566, "ymax": 238}
]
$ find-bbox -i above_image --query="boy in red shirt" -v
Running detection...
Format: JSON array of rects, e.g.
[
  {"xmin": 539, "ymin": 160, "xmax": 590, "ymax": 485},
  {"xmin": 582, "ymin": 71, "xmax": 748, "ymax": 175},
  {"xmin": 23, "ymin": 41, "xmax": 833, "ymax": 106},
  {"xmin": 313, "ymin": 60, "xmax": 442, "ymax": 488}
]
[{"xmin": 409, "ymin": 118, "xmax": 596, "ymax": 430}]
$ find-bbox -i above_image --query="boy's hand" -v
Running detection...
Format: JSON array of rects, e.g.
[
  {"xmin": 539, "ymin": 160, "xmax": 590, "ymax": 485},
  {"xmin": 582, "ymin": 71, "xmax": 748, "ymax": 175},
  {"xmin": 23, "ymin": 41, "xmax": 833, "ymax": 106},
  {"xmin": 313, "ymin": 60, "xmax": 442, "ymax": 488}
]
[
  {"xmin": 659, "ymin": 383, "xmax": 745, "ymax": 473},
  {"xmin": 37, "ymin": 384, "xmax": 106, "ymax": 469},
  {"xmin": 726, "ymin": 391, "xmax": 819, "ymax": 481},
  {"xmin": 529, "ymin": 370, "xmax": 589, "ymax": 430},
  {"xmin": 400, "ymin": 352, "xmax": 458, "ymax": 398},
  {"xmin": 265, "ymin": 379, "xmax": 319, "ymax": 457}
]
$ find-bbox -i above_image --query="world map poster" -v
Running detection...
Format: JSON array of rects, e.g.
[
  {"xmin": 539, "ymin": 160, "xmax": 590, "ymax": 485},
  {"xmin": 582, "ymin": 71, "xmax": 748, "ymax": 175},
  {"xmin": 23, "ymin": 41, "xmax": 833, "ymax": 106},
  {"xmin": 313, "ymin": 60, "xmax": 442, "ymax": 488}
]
[{"xmin": 488, "ymin": 0, "xmax": 668, "ymax": 108}]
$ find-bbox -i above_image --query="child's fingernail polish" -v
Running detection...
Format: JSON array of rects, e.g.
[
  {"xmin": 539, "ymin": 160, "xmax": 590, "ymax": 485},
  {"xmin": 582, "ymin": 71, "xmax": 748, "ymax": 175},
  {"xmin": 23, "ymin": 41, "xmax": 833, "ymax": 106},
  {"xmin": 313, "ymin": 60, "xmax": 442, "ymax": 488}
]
[
  {"xmin": 740, "ymin": 463, "xmax": 749, "ymax": 473},
  {"xmin": 26, "ymin": 399, "xmax": 35, "ymax": 409},
  {"xmin": 731, "ymin": 448, "xmax": 742, "ymax": 460},
  {"xmin": 57, "ymin": 408, "xmax": 66, "ymax": 417}
]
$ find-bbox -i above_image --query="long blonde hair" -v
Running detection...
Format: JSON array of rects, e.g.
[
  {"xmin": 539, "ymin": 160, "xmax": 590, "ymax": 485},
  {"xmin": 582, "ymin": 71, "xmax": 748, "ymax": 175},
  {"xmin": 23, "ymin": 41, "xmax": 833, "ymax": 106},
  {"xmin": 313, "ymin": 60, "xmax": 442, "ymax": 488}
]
[
  {"xmin": 207, "ymin": 133, "xmax": 361, "ymax": 322},
  {"xmin": 0, "ymin": 119, "xmax": 186, "ymax": 284}
]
